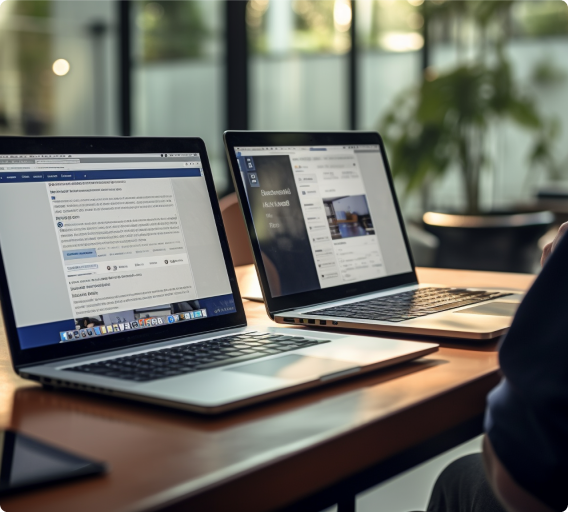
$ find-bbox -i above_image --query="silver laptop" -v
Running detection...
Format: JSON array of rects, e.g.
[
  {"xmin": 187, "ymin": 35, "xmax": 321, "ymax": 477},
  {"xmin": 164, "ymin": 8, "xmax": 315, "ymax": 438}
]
[
  {"xmin": 0, "ymin": 136, "xmax": 437, "ymax": 414},
  {"xmin": 223, "ymin": 131, "xmax": 524, "ymax": 340}
]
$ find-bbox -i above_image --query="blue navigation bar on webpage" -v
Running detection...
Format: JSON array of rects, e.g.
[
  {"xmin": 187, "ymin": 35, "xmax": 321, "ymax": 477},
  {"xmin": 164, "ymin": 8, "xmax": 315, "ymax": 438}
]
[{"xmin": 0, "ymin": 168, "xmax": 202, "ymax": 183}]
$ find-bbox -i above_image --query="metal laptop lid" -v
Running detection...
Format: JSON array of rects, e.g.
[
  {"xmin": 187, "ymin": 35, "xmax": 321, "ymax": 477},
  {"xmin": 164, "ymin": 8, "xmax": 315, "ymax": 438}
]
[
  {"xmin": 223, "ymin": 131, "xmax": 418, "ymax": 316},
  {"xmin": 0, "ymin": 137, "xmax": 246, "ymax": 371}
]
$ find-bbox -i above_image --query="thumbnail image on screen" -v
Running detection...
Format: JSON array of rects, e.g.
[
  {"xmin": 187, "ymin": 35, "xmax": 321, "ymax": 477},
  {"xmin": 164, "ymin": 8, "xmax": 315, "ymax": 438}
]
[{"xmin": 323, "ymin": 195, "xmax": 374, "ymax": 240}]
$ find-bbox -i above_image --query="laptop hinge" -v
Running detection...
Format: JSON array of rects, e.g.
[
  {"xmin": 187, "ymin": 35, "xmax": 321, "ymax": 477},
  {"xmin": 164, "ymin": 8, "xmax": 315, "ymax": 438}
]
[{"xmin": 18, "ymin": 322, "xmax": 248, "ymax": 370}]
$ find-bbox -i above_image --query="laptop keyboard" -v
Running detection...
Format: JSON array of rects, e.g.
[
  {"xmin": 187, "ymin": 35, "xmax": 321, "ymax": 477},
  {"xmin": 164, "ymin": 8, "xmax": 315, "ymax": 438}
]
[
  {"xmin": 67, "ymin": 332, "xmax": 331, "ymax": 382},
  {"xmin": 308, "ymin": 287, "xmax": 512, "ymax": 322}
]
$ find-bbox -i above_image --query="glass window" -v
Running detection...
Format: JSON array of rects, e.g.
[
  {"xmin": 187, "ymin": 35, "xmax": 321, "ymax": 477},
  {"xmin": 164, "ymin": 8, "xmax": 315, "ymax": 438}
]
[
  {"xmin": 132, "ymin": 1, "xmax": 228, "ymax": 194},
  {"xmin": 248, "ymin": 0, "xmax": 350, "ymax": 131},
  {"xmin": 0, "ymin": 1, "xmax": 51, "ymax": 136},
  {"xmin": 357, "ymin": 0, "xmax": 424, "ymax": 52},
  {"xmin": 0, "ymin": 0, "xmax": 118, "ymax": 136},
  {"xmin": 513, "ymin": 1, "xmax": 568, "ymax": 38},
  {"xmin": 357, "ymin": 0, "xmax": 423, "ymax": 131},
  {"xmin": 425, "ymin": 1, "xmax": 568, "ymax": 212}
]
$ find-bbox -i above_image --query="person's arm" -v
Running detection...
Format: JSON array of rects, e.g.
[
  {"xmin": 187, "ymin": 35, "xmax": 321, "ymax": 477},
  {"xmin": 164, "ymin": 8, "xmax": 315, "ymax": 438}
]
[
  {"xmin": 540, "ymin": 221, "xmax": 568, "ymax": 266},
  {"xmin": 482, "ymin": 435, "xmax": 551, "ymax": 512},
  {"xmin": 482, "ymin": 226, "xmax": 568, "ymax": 512}
]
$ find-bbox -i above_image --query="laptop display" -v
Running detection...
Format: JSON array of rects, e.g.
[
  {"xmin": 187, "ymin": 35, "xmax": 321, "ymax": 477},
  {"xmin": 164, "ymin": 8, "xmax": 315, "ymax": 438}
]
[
  {"xmin": 0, "ymin": 151, "xmax": 236, "ymax": 351},
  {"xmin": 233, "ymin": 144, "xmax": 412, "ymax": 298}
]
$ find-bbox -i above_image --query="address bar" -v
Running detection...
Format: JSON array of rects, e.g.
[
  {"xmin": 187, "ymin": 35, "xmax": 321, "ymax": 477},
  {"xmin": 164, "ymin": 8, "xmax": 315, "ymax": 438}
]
[
  {"xmin": 36, "ymin": 159, "xmax": 80, "ymax": 164},
  {"xmin": 0, "ymin": 165, "xmax": 68, "ymax": 170}
]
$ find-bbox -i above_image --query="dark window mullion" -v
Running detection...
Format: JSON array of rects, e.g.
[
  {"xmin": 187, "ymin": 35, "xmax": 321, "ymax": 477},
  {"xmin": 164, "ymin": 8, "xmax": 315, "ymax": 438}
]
[
  {"xmin": 349, "ymin": 0, "xmax": 358, "ymax": 130},
  {"xmin": 225, "ymin": 0, "xmax": 248, "ymax": 131},
  {"xmin": 118, "ymin": 0, "xmax": 132, "ymax": 136},
  {"xmin": 422, "ymin": 1, "xmax": 430, "ymax": 71}
]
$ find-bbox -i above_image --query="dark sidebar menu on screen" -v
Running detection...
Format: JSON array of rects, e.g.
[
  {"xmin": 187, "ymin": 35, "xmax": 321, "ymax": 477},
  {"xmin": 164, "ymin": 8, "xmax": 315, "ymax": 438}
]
[{"xmin": 242, "ymin": 155, "xmax": 320, "ymax": 297}]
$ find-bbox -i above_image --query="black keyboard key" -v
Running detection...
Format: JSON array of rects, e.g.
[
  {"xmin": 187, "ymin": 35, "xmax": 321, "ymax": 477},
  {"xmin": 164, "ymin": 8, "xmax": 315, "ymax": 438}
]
[
  {"xmin": 427, "ymin": 299, "xmax": 480, "ymax": 312},
  {"xmin": 195, "ymin": 352, "xmax": 266, "ymax": 370},
  {"xmin": 225, "ymin": 351, "xmax": 246, "ymax": 357}
]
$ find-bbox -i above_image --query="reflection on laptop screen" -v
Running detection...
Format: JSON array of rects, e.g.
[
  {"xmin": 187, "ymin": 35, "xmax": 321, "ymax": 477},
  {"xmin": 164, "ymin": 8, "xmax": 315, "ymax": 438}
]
[
  {"xmin": 0, "ymin": 152, "xmax": 236, "ymax": 350},
  {"xmin": 234, "ymin": 144, "xmax": 412, "ymax": 298}
]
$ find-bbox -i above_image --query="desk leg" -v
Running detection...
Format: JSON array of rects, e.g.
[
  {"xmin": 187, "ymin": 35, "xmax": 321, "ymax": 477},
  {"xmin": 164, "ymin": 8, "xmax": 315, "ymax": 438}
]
[{"xmin": 337, "ymin": 495, "xmax": 356, "ymax": 512}]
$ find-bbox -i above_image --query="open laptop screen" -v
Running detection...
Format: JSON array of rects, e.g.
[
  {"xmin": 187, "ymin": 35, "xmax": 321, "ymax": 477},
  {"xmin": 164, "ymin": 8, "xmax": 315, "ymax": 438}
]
[
  {"xmin": 0, "ymin": 152, "xmax": 236, "ymax": 350},
  {"xmin": 233, "ymin": 144, "xmax": 412, "ymax": 298}
]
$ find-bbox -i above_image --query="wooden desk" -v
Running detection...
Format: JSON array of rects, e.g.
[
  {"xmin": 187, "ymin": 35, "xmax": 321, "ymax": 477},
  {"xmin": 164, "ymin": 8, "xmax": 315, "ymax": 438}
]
[{"xmin": 0, "ymin": 267, "xmax": 534, "ymax": 512}]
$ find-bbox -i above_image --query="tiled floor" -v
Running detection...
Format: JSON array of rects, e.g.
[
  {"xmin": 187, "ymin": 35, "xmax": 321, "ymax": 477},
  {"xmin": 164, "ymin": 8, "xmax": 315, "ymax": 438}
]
[{"xmin": 325, "ymin": 436, "xmax": 483, "ymax": 512}]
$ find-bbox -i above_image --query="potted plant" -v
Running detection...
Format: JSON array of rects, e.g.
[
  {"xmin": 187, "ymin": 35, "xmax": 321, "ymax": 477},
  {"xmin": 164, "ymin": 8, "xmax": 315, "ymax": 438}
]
[{"xmin": 381, "ymin": 1, "xmax": 560, "ymax": 272}]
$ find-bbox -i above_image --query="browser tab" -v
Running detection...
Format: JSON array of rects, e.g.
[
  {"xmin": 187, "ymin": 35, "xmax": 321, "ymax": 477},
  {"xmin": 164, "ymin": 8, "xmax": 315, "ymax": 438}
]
[{"xmin": 45, "ymin": 172, "xmax": 63, "ymax": 180}]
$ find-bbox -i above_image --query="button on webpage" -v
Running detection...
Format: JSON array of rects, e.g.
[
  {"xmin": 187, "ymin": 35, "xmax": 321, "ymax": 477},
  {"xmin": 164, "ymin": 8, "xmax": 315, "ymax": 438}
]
[{"xmin": 247, "ymin": 171, "xmax": 260, "ymax": 187}]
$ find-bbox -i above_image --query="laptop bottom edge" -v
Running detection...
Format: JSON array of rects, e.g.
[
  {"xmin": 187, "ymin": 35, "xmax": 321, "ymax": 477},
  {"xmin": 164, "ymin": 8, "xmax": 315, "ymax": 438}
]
[
  {"xmin": 21, "ymin": 345, "xmax": 437, "ymax": 414},
  {"xmin": 273, "ymin": 315, "xmax": 508, "ymax": 341}
]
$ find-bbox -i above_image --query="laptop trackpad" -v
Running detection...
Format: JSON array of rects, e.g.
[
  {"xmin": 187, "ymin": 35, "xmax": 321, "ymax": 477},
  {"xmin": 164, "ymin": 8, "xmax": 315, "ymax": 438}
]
[
  {"xmin": 455, "ymin": 301, "xmax": 519, "ymax": 317},
  {"xmin": 226, "ymin": 354, "xmax": 355, "ymax": 380}
]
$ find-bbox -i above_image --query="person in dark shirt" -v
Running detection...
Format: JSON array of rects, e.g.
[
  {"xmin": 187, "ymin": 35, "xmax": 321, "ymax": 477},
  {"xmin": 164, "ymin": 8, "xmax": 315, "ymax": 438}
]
[{"xmin": 427, "ymin": 224, "xmax": 568, "ymax": 512}]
